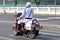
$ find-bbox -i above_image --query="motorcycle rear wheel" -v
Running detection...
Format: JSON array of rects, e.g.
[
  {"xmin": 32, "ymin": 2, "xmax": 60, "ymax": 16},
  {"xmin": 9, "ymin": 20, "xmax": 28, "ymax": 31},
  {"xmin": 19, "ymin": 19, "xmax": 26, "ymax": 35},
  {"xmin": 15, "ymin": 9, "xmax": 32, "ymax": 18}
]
[{"xmin": 27, "ymin": 31, "xmax": 36, "ymax": 39}]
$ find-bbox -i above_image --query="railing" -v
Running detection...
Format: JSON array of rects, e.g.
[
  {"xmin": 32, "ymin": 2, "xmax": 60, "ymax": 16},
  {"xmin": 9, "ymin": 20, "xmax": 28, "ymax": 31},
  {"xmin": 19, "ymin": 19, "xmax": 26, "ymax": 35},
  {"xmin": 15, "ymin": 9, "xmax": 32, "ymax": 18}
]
[{"xmin": 0, "ymin": 7, "xmax": 60, "ymax": 14}]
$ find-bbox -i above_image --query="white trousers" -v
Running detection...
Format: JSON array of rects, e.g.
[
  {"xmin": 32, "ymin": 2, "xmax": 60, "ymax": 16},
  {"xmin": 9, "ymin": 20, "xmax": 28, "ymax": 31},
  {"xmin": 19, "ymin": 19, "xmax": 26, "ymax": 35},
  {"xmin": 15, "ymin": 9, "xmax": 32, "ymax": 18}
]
[{"xmin": 18, "ymin": 18, "xmax": 32, "ymax": 24}]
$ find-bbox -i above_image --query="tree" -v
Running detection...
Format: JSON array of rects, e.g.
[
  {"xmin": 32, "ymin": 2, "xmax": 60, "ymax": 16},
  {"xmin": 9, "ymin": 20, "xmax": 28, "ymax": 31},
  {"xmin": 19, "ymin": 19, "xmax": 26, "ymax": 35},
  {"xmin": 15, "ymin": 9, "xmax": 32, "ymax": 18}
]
[
  {"xmin": 14, "ymin": 0, "xmax": 17, "ymax": 6},
  {"xmin": 35, "ymin": 0, "xmax": 41, "ymax": 7}
]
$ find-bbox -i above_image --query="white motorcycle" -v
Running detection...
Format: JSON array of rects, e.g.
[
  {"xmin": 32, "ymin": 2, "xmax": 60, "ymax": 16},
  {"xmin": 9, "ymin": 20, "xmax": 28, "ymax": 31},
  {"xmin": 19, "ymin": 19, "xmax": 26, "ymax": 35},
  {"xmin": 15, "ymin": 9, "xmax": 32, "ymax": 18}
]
[{"xmin": 13, "ymin": 13, "xmax": 43, "ymax": 39}]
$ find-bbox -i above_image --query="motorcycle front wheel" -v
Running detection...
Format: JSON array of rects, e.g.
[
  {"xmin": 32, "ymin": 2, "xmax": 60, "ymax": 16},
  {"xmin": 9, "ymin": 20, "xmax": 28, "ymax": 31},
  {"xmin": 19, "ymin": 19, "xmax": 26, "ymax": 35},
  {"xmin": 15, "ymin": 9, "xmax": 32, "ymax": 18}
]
[{"xmin": 13, "ymin": 29, "xmax": 18, "ymax": 36}]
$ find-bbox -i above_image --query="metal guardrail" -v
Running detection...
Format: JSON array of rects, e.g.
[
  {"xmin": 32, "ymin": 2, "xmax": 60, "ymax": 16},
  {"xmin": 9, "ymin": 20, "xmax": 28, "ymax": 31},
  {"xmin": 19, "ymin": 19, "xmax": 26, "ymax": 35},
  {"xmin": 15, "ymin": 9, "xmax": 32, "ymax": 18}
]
[{"xmin": 0, "ymin": 7, "xmax": 60, "ymax": 15}]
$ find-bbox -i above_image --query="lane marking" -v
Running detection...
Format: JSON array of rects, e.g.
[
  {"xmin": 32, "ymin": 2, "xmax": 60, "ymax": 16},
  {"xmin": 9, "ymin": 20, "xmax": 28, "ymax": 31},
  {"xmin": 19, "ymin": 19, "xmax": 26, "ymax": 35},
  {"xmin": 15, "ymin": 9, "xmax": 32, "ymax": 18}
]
[
  {"xmin": 40, "ymin": 32, "xmax": 60, "ymax": 36},
  {"xmin": 0, "ymin": 17, "xmax": 60, "ymax": 23},
  {"xmin": 48, "ymin": 17, "xmax": 60, "ymax": 19},
  {"xmin": 1, "ymin": 17, "xmax": 60, "ymax": 23},
  {"xmin": 40, "ymin": 30, "xmax": 60, "ymax": 34},
  {"xmin": 0, "ymin": 18, "xmax": 52, "ymax": 23},
  {"xmin": 0, "ymin": 20, "xmax": 14, "ymax": 23},
  {"xmin": 0, "ymin": 36, "xmax": 14, "ymax": 40},
  {"xmin": 42, "ymin": 23, "xmax": 60, "ymax": 28},
  {"xmin": 34, "ymin": 18, "xmax": 52, "ymax": 20},
  {"xmin": 0, "ymin": 19, "xmax": 60, "ymax": 28}
]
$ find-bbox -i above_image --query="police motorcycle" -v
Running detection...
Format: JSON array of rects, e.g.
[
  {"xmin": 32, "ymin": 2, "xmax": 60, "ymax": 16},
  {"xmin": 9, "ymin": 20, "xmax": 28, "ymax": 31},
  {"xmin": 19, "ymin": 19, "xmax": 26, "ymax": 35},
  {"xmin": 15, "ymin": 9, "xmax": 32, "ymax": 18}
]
[{"xmin": 13, "ymin": 13, "xmax": 43, "ymax": 39}]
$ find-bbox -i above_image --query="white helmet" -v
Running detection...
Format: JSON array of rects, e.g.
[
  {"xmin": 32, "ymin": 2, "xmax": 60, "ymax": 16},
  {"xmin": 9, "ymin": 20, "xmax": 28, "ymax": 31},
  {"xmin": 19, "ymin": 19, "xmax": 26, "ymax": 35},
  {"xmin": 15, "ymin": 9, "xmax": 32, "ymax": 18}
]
[{"xmin": 26, "ymin": 2, "xmax": 31, "ymax": 7}]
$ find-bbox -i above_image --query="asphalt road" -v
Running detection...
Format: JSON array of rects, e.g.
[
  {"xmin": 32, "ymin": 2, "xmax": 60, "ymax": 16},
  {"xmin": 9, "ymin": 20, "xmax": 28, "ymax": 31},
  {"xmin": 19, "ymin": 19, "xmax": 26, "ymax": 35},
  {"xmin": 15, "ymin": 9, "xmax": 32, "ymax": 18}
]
[{"xmin": 0, "ymin": 14, "xmax": 60, "ymax": 40}]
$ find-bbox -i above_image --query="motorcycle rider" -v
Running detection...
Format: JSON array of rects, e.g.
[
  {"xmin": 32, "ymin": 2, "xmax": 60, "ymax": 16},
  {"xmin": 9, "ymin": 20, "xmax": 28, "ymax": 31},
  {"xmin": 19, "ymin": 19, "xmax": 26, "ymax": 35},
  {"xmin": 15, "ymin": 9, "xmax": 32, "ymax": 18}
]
[{"xmin": 17, "ymin": 2, "xmax": 34, "ymax": 28}]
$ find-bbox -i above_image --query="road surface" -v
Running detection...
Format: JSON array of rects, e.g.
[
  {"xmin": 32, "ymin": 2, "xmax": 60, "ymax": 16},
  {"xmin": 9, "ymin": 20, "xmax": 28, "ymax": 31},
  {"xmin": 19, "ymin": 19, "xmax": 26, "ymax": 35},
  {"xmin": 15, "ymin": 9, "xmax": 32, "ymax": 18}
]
[{"xmin": 0, "ymin": 14, "xmax": 60, "ymax": 40}]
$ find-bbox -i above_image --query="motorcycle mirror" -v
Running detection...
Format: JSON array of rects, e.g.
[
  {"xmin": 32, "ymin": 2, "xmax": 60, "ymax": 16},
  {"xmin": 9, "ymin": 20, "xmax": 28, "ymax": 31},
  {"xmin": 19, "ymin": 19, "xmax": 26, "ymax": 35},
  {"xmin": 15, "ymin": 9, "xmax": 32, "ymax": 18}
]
[
  {"xmin": 14, "ymin": 13, "xmax": 22, "ymax": 17},
  {"xmin": 32, "ymin": 19, "xmax": 37, "ymax": 24}
]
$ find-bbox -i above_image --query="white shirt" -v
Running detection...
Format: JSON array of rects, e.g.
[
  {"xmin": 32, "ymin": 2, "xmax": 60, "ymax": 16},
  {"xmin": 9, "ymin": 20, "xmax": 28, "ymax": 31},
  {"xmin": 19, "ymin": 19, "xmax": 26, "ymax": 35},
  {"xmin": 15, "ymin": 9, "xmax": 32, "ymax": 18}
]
[
  {"xmin": 24, "ymin": 7, "xmax": 34, "ymax": 18},
  {"xmin": 17, "ymin": 7, "xmax": 34, "ymax": 24},
  {"xmin": 17, "ymin": 7, "xmax": 34, "ymax": 19}
]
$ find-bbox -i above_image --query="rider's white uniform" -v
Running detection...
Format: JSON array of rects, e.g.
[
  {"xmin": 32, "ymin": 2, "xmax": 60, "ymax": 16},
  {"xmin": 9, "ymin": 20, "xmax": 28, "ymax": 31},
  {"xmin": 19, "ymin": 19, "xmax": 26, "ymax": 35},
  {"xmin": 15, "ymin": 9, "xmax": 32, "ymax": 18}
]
[{"xmin": 17, "ymin": 7, "xmax": 34, "ymax": 24}]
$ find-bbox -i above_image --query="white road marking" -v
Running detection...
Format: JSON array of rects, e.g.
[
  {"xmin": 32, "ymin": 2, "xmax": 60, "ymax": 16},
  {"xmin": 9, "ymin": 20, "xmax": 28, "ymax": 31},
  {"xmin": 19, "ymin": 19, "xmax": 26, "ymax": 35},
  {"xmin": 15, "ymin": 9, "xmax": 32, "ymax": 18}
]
[
  {"xmin": 39, "ymin": 23, "xmax": 60, "ymax": 36},
  {"xmin": 40, "ymin": 32, "xmax": 60, "ymax": 36},
  {"xmin": 0, "ymin": 17, "xmax": 60, "ymax": 23},
  {"xmin": 40, "ymin": 30, "xmax": 60, "ymax": 34},
  {"xmin": 0, "ymin": 36, "xmax": 14, "ymax": 40},
  {"xmin": 42, "ymin": 23, "xmax": 60, "ymax": 28},
  {"xmin": 48, "ymin": 17, "xmax": 60, "ymax": 19},
  {"xmin": 0, "ymin": 19, "xmax": 60, "ymax": 28},
  {"xmin": 34, "ymin": 18, "xmax": 52, "ymax": 20},
  {"xmin": 0, "ymin": 20, "xmax": 14, "ymax": 23},
  {"xmin": 0, "ymin": 18, "xmax": 52, "ymax": 23}
]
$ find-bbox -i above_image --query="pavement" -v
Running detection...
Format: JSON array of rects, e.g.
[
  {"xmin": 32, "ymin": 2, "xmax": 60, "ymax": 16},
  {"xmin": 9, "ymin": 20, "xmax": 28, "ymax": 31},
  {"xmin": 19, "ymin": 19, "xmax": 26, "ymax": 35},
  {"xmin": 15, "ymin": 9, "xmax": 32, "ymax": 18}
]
[{"xmin": 0, "ymin": 14, "xmax": 60, "ymax": 40}]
